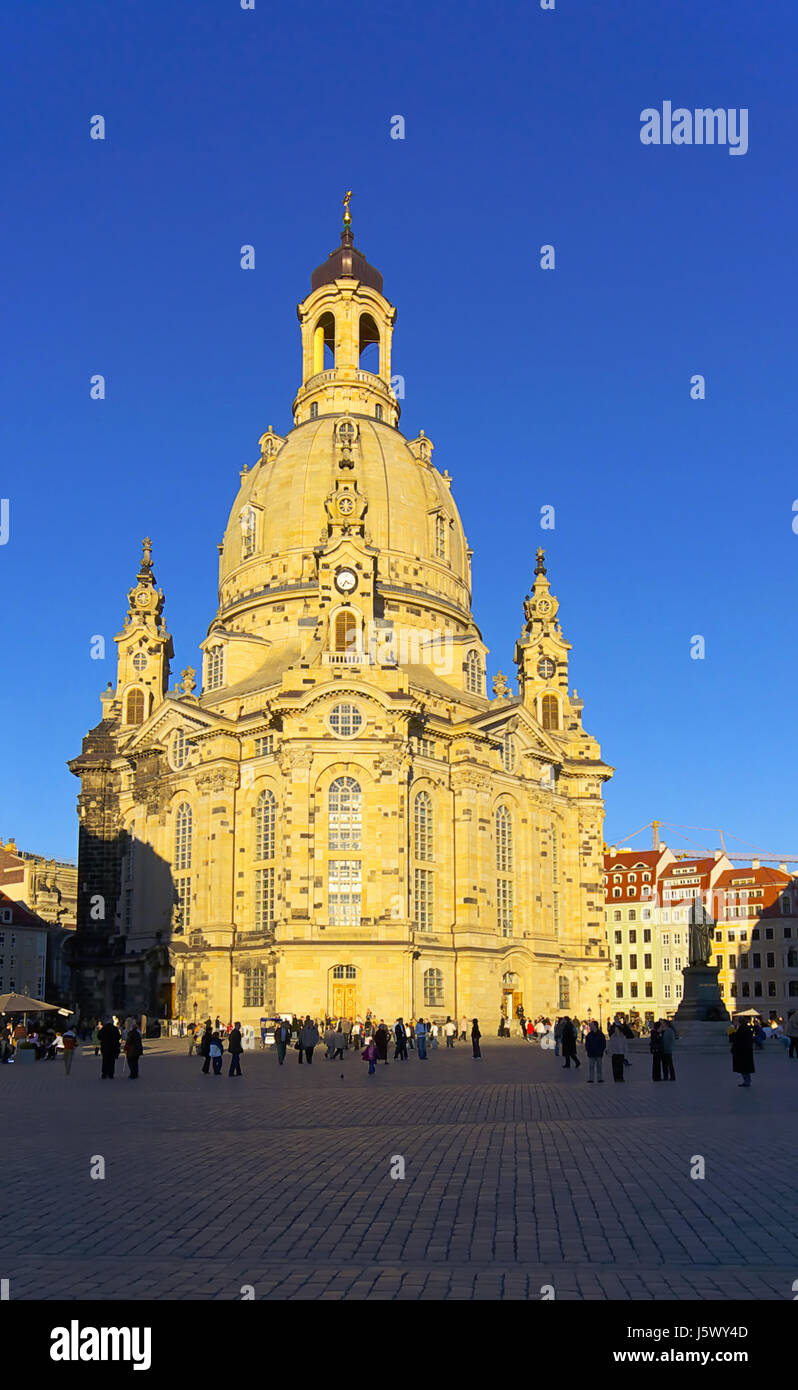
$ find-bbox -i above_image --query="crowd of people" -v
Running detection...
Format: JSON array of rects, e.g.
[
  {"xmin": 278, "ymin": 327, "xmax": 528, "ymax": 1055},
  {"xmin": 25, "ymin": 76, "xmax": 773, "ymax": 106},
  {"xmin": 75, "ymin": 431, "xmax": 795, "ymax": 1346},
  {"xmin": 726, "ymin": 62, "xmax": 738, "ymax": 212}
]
[{"xmin": 1, "ymin": 1003, "xmax": 789, "ymax": 1091}]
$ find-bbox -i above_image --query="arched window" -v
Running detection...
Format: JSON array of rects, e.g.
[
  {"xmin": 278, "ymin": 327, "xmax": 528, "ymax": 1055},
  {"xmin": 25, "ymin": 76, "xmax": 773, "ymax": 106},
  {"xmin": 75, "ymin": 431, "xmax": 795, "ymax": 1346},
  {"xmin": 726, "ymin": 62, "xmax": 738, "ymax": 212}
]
[
  {"xmin": 174, "ymin": 804, "xmax": 192, "ymax": 870},
  {"xmin": 313, "ymin": 312, "xmax": 335, "ymax": 373},
  {"xmin": 465, "ymin": 649, "xmax": 483, "ymax": 694},
  {"xmin": 423, "ymin": 967, "xmax": 444, "ymax": 1007},
  {"xmin": 329, "ymin": 777, "xmax": 362, "ymax": 850},
  {"xmin": 206, "ymin": 645, "xmax": 224, "ymax": 691},
  {"xmin": 541, "ymin": 694, "xmax": 559, "ymax": 730},
  {"xmin": 240, "ymin": 506, "xmax": 257, "ymax": 559},
  {"xmin": 255, "ymin": 790, "xmax": 276, "ymax": 861},
  {"xmin": 496, "ymin": 806, "xmax": 513, "ymax": 872},
  {"xmin": 333, "ymin": 963, "xmax": 357, "ymax": 980},
  {"xmin": 359, "ymin": 312, "xmax": 380, "ymax": 370},
  {"xmin": 414, "ymin": 791, "xmax": 433, "ymax": 861},
  {"xmin": 334, "ymin": 610, "xmax": 357, "ymax": 654},
  {"xmin": 559, "ymin": 976, "xmax": 571, "ymax": 1009},
  {"xmin": 125, "ymin": 688, "xmax": 145, "ymax": 725},
  {"xmin": 435, "ymin": 514, "xmax": 447, "ymax": 561},
  {"xmin": 309, "ymin": 401, "xmax": 319, "ymax": 420}
]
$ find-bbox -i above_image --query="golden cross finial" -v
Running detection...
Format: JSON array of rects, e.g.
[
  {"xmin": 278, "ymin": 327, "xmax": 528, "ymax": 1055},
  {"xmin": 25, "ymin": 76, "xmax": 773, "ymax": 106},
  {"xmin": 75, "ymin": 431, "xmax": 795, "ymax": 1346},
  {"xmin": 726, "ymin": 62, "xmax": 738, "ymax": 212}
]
[{"xmin": 343, "ymin": 190, "xmax": 352, "ymax": 224}]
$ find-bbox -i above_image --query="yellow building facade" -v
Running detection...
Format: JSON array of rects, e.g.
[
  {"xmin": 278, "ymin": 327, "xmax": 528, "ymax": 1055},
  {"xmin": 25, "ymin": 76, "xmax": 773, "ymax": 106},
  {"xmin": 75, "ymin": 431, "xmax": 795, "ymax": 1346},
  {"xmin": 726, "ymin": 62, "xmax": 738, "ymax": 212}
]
[{"xmin": 69, "ymin": 214, "xmax": 613, "ymax": 1026}]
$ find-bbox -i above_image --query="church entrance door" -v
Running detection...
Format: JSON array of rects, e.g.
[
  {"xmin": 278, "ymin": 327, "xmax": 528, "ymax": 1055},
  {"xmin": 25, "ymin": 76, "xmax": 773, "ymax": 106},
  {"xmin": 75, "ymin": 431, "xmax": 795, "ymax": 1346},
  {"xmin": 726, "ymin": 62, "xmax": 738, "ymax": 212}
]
[
  {"xmin": 331, "ymin": 983, "xmax": 357, "ymax": 1020},
  {"xmin": 503, "ymin": 989, "xmax": 523, "ymax": 1024}
]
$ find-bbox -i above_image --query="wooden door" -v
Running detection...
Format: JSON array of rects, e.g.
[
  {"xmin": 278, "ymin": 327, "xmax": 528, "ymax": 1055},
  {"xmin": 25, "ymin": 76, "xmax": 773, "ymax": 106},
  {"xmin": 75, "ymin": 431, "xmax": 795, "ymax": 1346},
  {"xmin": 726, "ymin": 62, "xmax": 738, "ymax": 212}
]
[{"xmin": 332, "ymin": 983, "xmax": 356, "ymax": 1019}]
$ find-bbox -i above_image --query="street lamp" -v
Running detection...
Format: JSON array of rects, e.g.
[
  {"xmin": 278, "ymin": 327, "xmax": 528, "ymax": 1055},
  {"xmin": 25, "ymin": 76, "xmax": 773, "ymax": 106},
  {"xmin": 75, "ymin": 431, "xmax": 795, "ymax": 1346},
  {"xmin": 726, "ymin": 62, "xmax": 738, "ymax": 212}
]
[{"xmin": 598, "ymin": 993, "xmax": 604, "ymax": 1028}]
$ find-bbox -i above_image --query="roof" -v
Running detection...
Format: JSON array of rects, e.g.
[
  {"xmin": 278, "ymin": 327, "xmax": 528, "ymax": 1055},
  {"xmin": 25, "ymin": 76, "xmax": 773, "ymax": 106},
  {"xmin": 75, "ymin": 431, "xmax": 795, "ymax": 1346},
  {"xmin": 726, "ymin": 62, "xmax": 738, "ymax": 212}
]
[
  {"xmin": 310, "ymin": 228, "xmax": 384, "ymax": 295},
  {"xmin": 0, "ymin": 889, "xmax": 49, "ymax": 930}
]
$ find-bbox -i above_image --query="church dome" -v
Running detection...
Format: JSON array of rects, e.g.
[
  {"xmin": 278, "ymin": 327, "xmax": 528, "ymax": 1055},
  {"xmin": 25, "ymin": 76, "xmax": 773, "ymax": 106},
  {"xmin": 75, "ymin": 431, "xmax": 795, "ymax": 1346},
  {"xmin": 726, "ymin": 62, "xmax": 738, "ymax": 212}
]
[{"xmin": 217, "ymin": 414, "xmax": 472, "ymax": 628}]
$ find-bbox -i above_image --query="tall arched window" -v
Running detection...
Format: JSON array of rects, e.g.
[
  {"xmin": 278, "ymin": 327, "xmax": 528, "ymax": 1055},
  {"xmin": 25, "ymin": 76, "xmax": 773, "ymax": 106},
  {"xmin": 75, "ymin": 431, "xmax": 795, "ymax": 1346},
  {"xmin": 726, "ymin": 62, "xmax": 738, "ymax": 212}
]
[
  {"xmin": 435, "ymin": 514, "xmax": 447, "ymax": 560},
  {"xmin": 559, "ymin": 976, "xmax": 571, "ymax": 1009},
  {"xmin": 501, "ymin": 732, "xmax": 516, "ymax": 773},
  {"xmin": 174, "ymin": 804, "xmax": 192, "ymax": 870},
  {"xmin": 496, "ymin": 806, "xmax": 513, "ymax": 872},
  {"xmin": 541, "ymin": 694, "xmax": 559, "ymax": 730},
  {"xmin": 496, "ymin": 805, "xmax": 514, "ymax": 938},
  {"xmin": 414, "ymin": 791, "xmax": 433, "ymax": 861},
  {"xmin": 334, "ymin": 610, "xmax": 357, "ymax": 654},
  {"xmin": 170, "ymin": 729, "xmax": 187, "ymax": 771},
  {"xmin": 125, "ymin": 689, "xmax": 145, "ymax": 725},
  {"xmin": 255, "ymin": 789, "xmax": 276, "ymax": 861},
  {"xmin": 424, "ymin": 967, "xmax": 444, "ymax": 1007},
  {"xmin": 174, "ymin": 803, "xmax": 192, "ymax": 934},
  {"xmin": 329, "ymin": 777, "xmax": 362, "ymax": 850},
  {"xmin": 465, "ymin": 649, "xmax": 483, "ymax": 694},
  {"xmin": 254, "ymin": 789, "xmax": 276, "ymax": 932}
]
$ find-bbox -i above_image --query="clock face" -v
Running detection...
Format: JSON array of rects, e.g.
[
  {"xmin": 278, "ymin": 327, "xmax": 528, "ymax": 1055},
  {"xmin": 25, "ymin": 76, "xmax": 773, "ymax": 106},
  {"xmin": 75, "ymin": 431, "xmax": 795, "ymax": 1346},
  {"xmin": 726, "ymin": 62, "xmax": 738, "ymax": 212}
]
[{"xmin": 335, "ymin": 568, "xmax": 357, "ymax": 594}]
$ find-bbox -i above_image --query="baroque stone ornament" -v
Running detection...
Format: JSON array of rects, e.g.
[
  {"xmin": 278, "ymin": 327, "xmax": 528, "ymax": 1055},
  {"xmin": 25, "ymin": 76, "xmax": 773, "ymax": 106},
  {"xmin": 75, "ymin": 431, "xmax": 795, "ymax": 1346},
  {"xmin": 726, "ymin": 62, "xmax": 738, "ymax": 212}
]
[{"xmin": 180, "ymin": 667, "xmax": 197, "ymax": 695}]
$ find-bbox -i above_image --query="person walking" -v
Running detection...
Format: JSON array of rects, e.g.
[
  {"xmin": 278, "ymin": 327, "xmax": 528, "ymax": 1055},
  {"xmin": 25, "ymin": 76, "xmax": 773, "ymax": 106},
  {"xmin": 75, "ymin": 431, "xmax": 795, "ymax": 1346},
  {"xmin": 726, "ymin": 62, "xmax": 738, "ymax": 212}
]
[
  {"xmin": 299, "ymin": 1016, "xmax": 319, "ymax": 1064},
  {"xmin": 98, "ymin": 1019, "xmax": 121, "ymax": 1080},
  {"xmin": 407, "ymin": 1017, "xmax": 416, "ymax": 1050},
  {"xmin": 786, "ymin": 1011, "xmax": 798, "ymax": 1058},
  {"xmin": 444, "ymin": 1016, "xmax": 456, "ymax": 1048},
  {"xmin": 228, "ymin": 1021, "xmax": 243, "ymax": 1077},
  {"xmin": 415, "ymin": 1017, "xmax": 428, "ymax": 1059},
  {"xmin": 209, "ymin": 1032, "xmax": 224, "ymax": 1074},
  {"xmin": 91, "ymin": 1022, "xmax": 101, "ymax": 1057},
  {"xmin": 124, "ymin": 1022, "xmax": 143, "ymax": 1080},
  {"xmin": 331, "ymin": 1025, "xmax": 345, "ymax": 1061},
  {"xmin": 661, "ymin": 1020, "xmax": 678, "ymax": 1081},
  {"xmin": 560, "ymin": 1017, "xmax": 580, "ymax": 1069},
  {"xmin": 649, "ymin": 1022, "xmax": 664, "ymax": 1081},
  {"xmin": 62, "ymin": 1025, "xmax": 78, "ymax": 1076},
  {"xmin": 374, "ymin": 1021, "xmax": 389, "ymax": 1065},
  {"xmin": 459, "ymin": 1014, "xmax": 468, "ymax": 1042},
  {"xmin": 518, "ymin": 1008, "xmax": 527, "ymax": 1039},
  {"xmin": 393, "ymin": 1018, "xmax": 408, "ymax": 1061},
  {"xmin": 584, "ymin": 1020, "xmax": 606, "ymax": 1082},
  {"xmin": 199, "ymin": 1021, "xmax": 213, "ymax": 1074},
  {"xmin": 607, "ymin": 1023, "xmax": 628, "ymax": 1081},
  {"xmin": 553, "ymin": 1017, "xmax": 565, "ymax": 1057},
  {"xmin": 731, "ymin": 1020, "xmax": 755, "ymax": 1088},
  {"xmin": 471, "ymin": 1018, "xmax": 482, "ymax": 1059},
  {"xmin": 274, "ymin": 1018, "xmax": 291, "ymax": 1065},
  {"xmin": 498, "ymin": 1014, "xmax": 507, "ymax": 1038},
  {"xmin": 187, "ymin": 1022, "xmax": 197, "ymax": 1057}
]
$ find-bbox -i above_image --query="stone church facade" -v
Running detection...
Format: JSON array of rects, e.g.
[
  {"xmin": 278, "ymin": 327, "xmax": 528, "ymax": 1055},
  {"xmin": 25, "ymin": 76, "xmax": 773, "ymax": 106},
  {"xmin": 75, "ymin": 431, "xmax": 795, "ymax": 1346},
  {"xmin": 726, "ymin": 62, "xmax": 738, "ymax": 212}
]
[{"xmin": 69, "ymin": 213, "xmax": 613, "ymax": 1026}]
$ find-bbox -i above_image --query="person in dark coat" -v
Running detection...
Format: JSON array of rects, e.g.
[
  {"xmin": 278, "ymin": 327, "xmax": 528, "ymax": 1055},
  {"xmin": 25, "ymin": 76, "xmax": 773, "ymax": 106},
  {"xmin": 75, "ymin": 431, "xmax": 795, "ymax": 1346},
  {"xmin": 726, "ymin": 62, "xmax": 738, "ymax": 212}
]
[
  {"xmin": 374, "ymin": 1022, "xmax": 389, "ymax": 1064},
  {"xmin": 98, "ymin": 1020, "xmax": 121, "ymax": 1079},
  {"xmin": 393, "ymin": 1019, "xmax": 408, "ymax": 1061},
  {"xmin": 731, "ymin": 1021, "xmax": 755, "ymax": 1087},
  {"xmin": 649, "ymin": 1022, "xmax": 664, "ymax": 1080},
  {"xmin": 560, "ymin": 1017, "xmax": 580, "ymax": 1069},
  {"xmin": 471, "ymin": 1018, "xmax": 482, "ymax": 1058},
  {"xmin": 228, "ymin": 1021, "xmax": 244, "ymax": 1077},
  {"xmin": 199, "ymin": 1021, "xmax": 213, "ymax": 1074},
  {"xmin": 124, "ymin": 1023, "xmax": 143, "ymax": 1080}
]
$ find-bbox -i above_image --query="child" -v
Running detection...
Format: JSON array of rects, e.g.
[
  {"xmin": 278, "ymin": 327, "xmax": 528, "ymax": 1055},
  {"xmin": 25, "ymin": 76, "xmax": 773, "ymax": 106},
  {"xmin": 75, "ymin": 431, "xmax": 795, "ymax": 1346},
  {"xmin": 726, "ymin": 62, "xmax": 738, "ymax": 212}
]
[{"xmin": 362, "ymin": 1038, "xmax": 377, "ymax": 1075}]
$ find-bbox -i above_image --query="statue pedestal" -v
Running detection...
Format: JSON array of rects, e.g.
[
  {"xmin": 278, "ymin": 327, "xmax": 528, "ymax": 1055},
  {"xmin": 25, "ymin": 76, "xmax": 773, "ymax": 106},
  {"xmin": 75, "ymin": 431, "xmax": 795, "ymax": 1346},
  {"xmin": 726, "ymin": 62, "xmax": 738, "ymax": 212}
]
[{"xmin": 672, "ymin": 965, "xmax": 731, "ymax": 1051}]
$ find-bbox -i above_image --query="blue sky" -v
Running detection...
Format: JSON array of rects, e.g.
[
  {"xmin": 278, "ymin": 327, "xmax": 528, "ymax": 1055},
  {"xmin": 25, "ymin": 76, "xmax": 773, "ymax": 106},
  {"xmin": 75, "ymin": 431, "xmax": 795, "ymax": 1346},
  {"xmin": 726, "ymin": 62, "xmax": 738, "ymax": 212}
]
[{"xmin": 2, "ymin": 0, "xmax": 796, "ymax": 864}]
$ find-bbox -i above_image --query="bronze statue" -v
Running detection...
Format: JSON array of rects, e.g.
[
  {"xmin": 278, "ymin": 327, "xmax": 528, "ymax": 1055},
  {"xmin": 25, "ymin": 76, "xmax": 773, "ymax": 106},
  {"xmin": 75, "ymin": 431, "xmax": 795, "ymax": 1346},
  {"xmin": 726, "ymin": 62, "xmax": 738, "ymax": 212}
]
[{"xmin": 687, "ymin": 899, "xmax": 715, "ymax": 967}]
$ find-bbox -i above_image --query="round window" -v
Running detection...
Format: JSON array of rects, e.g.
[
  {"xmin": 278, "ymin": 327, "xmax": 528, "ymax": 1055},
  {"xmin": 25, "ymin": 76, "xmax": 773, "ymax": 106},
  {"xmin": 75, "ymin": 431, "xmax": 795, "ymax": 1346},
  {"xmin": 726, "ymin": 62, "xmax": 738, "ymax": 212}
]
[
  {"xmin": 537, "ymin": 657, "xmax": 556, "ymax": 680},
  {"xmin": 329, "ymin": 703, "xmax": 364, "ymax": 737},
  {"xmin": 132, "ymin": 653, "xmax": 148, "ymax": 672}
]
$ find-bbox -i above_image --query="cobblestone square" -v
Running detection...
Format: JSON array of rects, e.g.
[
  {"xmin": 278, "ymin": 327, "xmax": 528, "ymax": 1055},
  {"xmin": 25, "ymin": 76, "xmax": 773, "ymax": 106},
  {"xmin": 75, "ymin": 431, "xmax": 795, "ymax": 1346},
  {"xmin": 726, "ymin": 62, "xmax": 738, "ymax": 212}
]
[{"xmin": 2, "ymin": 1037, "xmax": 795, "ymax": 1301}]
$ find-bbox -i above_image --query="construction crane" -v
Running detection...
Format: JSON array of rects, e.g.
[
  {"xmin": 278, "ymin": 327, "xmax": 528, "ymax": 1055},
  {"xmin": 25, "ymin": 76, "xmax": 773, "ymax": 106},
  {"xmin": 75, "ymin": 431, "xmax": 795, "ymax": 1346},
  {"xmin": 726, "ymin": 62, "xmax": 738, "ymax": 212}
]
[{"xmin": 607, "ymin": 820, "xmax": 798, "ymax": 865}]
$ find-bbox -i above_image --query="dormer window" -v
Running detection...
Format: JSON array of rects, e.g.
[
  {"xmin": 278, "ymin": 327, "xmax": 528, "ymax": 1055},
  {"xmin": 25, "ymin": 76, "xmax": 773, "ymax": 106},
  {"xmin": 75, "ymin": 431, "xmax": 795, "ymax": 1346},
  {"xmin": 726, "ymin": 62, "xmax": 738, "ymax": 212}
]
[{"xmin": 206, "ymin": 645, "xmax": 224, "ymax": 692}]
